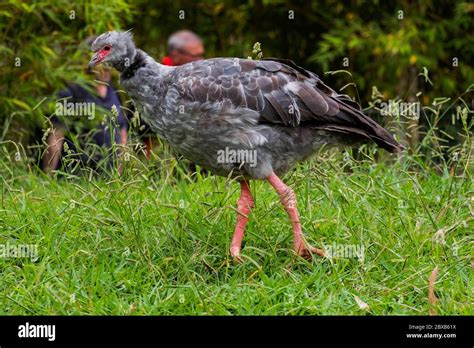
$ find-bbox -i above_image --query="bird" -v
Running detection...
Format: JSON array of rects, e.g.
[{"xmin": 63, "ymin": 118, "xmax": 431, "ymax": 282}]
[{"xmin": 88, "ymin": 31, "xmax": 404, "ymax": 261}]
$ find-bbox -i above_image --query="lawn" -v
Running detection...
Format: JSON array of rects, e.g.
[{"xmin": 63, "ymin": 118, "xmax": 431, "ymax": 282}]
[{"xmin": 0, "ymin": 148, "xmax": 472, "ymax": 315}]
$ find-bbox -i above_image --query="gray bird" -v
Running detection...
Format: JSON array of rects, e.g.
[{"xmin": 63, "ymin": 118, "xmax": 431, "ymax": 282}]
[{"xmin": 89, "ymin": 31, "xmax": 403, "ymax": 261}]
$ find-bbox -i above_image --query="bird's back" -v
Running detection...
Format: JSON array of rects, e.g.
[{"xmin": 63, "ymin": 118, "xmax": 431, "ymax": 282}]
[{"xmin": 124, "ymin": 56, "xmax": 403, "ymax": 178}]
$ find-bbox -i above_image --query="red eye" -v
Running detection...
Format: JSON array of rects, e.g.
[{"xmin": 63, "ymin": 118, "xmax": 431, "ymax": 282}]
[{"xmin": 103, "ymin": 45, "xmax": 111, "ymax": 51}]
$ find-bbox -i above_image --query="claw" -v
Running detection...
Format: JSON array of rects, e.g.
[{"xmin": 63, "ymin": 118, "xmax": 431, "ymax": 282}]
[
  {"xmin": 309, "ymin": 245, "xmax": 325, "ymax": 257},
  {"xmin": 296, "ymin": 243, "xmax": 325, "ymax": 259}
]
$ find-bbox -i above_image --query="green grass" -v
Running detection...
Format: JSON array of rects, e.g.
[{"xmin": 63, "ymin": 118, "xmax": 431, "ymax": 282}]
[{"xmin": 0, "ymin": 147, "xmax": 472, "ymax": 315}]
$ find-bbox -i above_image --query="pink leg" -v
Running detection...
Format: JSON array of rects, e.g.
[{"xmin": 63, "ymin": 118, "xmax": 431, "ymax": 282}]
[
  {"xmin": 230, "ymin": 180, "xmax": 254, "ymax": 261},
  {"xmin": 267, "ymin": 172, "xmax": 324, "ymax": 259}
]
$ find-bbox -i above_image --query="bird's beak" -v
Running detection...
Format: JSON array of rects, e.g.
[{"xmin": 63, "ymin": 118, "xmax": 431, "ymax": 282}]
[{"xmin": 88, "ymin": 51, "xmax": 102, "ymax": 69}]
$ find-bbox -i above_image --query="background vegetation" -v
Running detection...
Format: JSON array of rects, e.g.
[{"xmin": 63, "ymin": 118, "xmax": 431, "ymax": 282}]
[
  {"xmin": 1, "ymin": 0, "xmax": 473, "ymax": 154},
  {"xmin": 0, "ymin": 0, "xmax": 472, "ymax": 315}
]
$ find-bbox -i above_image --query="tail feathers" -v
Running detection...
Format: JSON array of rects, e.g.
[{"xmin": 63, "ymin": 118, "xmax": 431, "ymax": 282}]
[
  {"xmin": 330, "ymin": 97, "xmax": 405, "ymax": 154},
  {"xmin": 318, "ymin": 124, "xmax": 404, "ymax": 153}
]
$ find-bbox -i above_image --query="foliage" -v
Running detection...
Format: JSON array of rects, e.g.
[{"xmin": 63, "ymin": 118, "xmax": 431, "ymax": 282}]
[
  {"xmin": 1, "ymin": 0, "xmax": 472, "ymax": 156},
  {"xmin": 0, "ymin": 0, "xmax": 133, "ymax": 146}
]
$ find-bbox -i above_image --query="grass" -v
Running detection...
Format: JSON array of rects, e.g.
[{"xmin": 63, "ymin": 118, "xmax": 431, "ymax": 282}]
[{"xmin": 0, "ymin": 143, "xmax": 472, "ymax": 315}]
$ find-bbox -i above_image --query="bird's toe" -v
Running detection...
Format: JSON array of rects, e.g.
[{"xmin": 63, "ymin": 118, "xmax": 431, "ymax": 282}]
[
  {"xmin": 296, "ymin": 243, "xmax": 325, "ymax": 260},
  {"xmin": 309, "ymin": 245, "xmax": 325, "ymax": 257}
]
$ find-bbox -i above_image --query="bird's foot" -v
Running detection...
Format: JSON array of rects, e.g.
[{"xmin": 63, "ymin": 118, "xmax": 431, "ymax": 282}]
[{"xmin": 296, "ymin": 243, "xmax": 325, "ymax": 260}]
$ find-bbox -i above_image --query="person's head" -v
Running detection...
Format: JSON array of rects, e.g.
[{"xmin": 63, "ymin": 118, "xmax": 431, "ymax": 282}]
[{"xmin": 167, "ymin": 30, "xmax": 204, "ymax": 65}]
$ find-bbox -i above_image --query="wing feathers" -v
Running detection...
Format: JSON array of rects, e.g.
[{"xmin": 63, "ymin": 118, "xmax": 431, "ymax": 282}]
[
  {"xmin": 295, "ymin": 83, "xmax": 328, "ymax": 115},
  {"xmin": 179, "ymin": 58, "xmax": 402, "ymax": 153}
]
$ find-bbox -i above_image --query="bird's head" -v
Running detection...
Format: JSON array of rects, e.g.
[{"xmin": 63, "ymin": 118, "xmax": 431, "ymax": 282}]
[{"xmin": 88, "ymin": 30, "xmax": 136, "ymax": 71}]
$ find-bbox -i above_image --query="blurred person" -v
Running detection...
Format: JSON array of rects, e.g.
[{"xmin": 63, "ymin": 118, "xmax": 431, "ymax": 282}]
[
  {"xmin": 162, "ymin": 30, "xmax": 205, "ymax": 66},
  {"xmin": 42, "ymin": 66, "xmax": 128, "ymax": 175}
]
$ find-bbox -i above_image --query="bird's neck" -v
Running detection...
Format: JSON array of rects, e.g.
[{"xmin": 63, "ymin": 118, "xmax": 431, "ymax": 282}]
[
  {"xmin": 115, "ymin": 49, "xmax": 143, "ymax": 77},
  {"xmin": 119, "ymin": 49, "xmax": 173, "ymax": 80}
]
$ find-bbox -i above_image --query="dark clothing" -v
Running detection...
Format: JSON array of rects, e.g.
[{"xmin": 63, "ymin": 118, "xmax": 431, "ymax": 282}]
[
  {"xmin": 54, "ymin": 84, "xmax": 127, "ymax": 147},
  {"xmin": 51, "ymin": 83, "xmax": 127, "ymax": 172}
]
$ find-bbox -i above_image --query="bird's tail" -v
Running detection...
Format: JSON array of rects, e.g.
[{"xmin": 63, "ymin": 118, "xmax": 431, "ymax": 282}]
[
  {"xmin": 317, "ymin": 123, "xmax": 404, "ymax": 154},
  {"xmin": 326, "ymin": 95, "xmax": 405, "ymax": 154}
]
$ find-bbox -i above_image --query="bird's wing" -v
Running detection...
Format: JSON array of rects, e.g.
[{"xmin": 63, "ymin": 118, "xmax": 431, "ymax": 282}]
[
  {"xmin": 173, "ymin": 57, "xmax": 402, "ymax": 152},
  {"xmin": 174, "ymin": 57, "xmax": 360, "ymax": 126}
]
